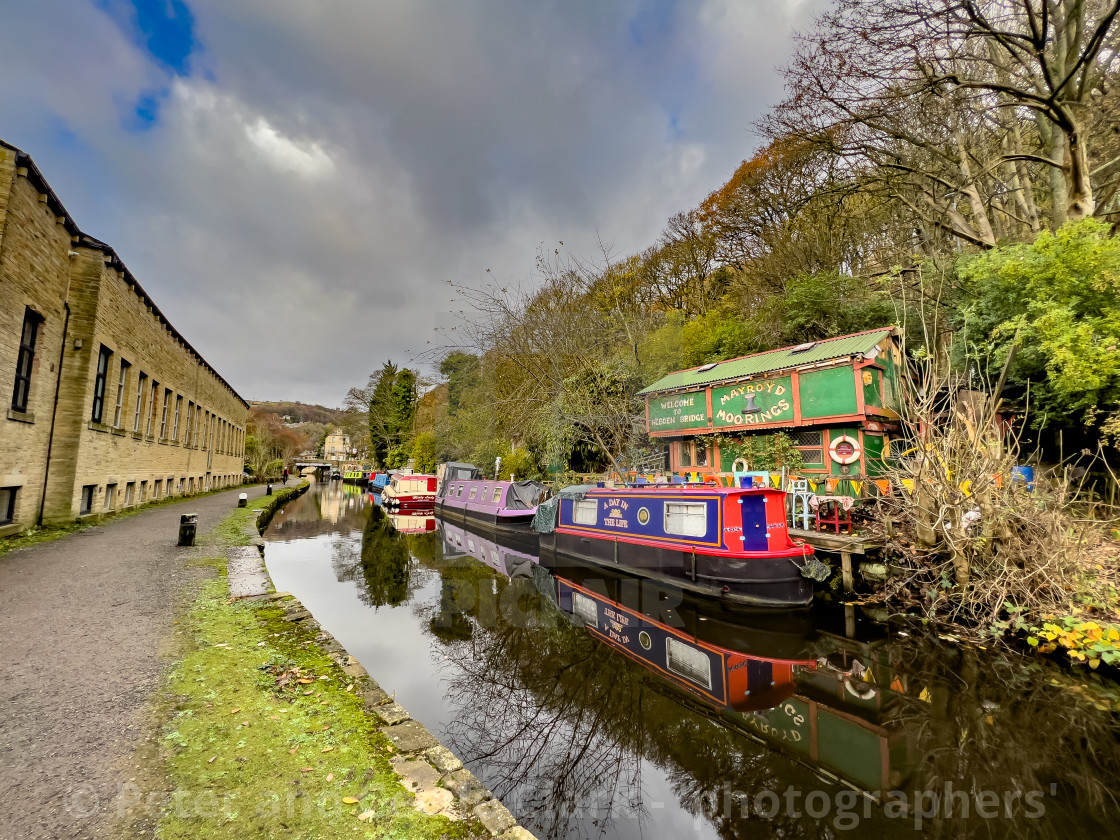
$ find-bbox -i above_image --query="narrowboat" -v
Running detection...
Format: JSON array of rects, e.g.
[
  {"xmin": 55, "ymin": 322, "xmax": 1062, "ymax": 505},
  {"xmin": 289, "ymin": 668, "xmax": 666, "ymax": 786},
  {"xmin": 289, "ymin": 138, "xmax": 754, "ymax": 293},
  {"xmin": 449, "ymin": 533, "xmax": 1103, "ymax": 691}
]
[
  {"xmin": 343, "ymin": 468, "xmax": 369, "ymax": 485},
  {"xmin": 381, "ymin": 473, "xmax": 438, "ymax": 508},
  {"xmin": 369, "ymin": 472, "xmax": 390, "ymax": 493},
  {"xmin": 435, "ymin": 462, "xmax": 550, "ymax": 531},
  {"xmin": 534, "ymin": 485, "xmax": 822, "ymax": 607},
  {"xmin": 555, "ymin": 575, "xmax": 817, "ymax": 712}
]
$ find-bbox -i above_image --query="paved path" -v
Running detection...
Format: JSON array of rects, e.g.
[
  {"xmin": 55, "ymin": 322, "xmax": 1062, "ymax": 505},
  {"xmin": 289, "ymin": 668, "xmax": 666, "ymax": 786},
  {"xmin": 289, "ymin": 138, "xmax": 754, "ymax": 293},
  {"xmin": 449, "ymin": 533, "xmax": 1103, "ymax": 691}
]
[{"xmin": 0, "ymin": 485, "xmax": 271, "ymax": 840}]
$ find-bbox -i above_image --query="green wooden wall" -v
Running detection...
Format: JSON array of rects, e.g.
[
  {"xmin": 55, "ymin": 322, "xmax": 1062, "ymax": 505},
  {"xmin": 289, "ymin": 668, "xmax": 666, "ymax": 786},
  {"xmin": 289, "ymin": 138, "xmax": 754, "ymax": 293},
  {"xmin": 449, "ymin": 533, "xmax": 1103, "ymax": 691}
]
[{"xmin": 799, "ymin": 367, "xmax": 857, "ymax": 419}]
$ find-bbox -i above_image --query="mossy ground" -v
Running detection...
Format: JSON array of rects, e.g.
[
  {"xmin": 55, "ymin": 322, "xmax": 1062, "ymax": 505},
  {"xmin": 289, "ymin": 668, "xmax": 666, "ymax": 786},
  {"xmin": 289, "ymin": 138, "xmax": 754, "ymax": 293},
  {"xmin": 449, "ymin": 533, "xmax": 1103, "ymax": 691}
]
[{"xmin": 140, "ymin": 490, "xmax": 477, "ymax": 839}]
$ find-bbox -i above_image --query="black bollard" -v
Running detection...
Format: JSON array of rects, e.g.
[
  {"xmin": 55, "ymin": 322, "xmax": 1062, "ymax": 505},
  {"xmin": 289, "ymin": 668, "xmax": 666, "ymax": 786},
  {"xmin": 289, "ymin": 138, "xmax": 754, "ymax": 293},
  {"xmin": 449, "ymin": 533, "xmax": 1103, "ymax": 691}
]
[
  {"xmin": 178, "ymin": 513, "xmax": 198, "ymax": 546},
  {"xmin": 238, "ymin": 493, "xmax": 248, "ymax": 508},
  {"xmin": 266, "ymin": 483, "xmax": 273, "ymax": 496}
]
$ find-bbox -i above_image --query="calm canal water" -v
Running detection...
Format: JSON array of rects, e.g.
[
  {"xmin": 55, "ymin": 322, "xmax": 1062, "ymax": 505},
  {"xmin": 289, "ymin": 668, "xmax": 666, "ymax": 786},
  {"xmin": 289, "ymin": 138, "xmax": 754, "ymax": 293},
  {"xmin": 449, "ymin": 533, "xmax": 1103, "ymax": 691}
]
[{"xmin": 264, "ymin": 480, "xmax": 1120, "ymax": 839}]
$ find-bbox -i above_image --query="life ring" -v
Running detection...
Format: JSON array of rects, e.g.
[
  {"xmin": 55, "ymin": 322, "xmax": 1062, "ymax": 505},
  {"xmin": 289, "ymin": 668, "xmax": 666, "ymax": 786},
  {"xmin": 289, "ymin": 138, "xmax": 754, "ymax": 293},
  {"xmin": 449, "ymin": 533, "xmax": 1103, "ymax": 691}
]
[
  {"xmin": 829, "ymin": 435, "xmax": 862, "ymax": 465},
  {"xmin": 731, "ymin": 458, "xmax": 749, "ymax": 473}
]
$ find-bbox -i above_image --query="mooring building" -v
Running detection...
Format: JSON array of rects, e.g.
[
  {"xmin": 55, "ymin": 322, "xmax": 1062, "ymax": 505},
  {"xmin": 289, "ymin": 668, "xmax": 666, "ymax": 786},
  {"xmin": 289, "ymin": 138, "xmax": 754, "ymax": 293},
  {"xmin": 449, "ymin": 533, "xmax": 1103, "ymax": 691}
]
[
  {"xmin": 639, "ymin": 327, "xmax": 906, "ymax": 486},
  {"xmin": 0, "ymin": 139, "xmax": 248, "ymax": 535}
]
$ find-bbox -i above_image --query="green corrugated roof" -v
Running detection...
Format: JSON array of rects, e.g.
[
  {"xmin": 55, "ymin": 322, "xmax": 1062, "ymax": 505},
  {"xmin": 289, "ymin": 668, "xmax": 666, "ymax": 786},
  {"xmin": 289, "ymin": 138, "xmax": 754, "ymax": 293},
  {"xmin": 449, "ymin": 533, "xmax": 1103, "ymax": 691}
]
[{"xmin": 638, "ymin": 327, "xmax": 896, "ymax": 396}]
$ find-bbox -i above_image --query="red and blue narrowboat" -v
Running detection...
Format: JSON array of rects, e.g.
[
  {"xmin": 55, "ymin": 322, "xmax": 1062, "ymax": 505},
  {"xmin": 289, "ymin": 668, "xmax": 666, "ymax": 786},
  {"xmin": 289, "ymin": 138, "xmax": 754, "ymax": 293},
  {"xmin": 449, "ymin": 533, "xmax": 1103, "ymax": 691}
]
[{"xmin": 535, "ymin": 485, "xmax": 820, "ymax": 607}]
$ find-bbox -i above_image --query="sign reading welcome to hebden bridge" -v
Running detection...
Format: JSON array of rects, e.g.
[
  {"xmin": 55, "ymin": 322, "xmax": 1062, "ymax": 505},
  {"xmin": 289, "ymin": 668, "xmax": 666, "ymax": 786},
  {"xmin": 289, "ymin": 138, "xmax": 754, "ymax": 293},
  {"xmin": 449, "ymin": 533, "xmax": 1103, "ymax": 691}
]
[{"xmin": 648, "ymin": 392, "xmax": 709, "ymax": 431}]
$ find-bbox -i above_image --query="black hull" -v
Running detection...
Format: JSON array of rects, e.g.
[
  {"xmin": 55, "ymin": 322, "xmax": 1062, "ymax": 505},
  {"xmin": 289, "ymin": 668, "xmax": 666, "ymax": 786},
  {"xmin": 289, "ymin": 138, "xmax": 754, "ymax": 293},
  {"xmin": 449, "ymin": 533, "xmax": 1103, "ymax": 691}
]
[
  {"xmin": 539, "ymin": 531, "xmax": 814, "ymax": 608},
  {"xmin": 434, "ymin": 500, "xmax": 536, "ymax": 534}
]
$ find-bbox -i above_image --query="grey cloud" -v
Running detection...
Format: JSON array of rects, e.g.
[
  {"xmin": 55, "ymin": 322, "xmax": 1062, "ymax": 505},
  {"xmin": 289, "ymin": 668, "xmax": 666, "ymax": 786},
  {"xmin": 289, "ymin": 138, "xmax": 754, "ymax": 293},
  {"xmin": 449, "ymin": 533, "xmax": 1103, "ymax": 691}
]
[{"xmin": 0, "ymin": 0, "xmax": 827, "ymax": 405}]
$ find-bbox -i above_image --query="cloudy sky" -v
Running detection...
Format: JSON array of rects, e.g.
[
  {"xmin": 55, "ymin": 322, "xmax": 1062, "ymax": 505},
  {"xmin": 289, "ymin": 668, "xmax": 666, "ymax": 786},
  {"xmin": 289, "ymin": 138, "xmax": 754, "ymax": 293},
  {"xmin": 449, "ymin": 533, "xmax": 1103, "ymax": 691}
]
[{"xmin": 0, "ymin": 0, "xmax": 827, "ymax": 406}]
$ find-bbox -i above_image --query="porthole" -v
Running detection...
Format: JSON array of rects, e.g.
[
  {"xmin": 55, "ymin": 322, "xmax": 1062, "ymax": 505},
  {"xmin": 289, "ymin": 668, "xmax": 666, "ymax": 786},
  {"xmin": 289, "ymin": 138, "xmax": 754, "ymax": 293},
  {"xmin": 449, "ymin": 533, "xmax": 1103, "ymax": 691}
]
[
  {"xmin": 637, "ymin": 506, "xmax": 650, "ymax": 526},
  {"xmin": 639, "ymin": 630, "xmax": 652, "ymax": 650}
]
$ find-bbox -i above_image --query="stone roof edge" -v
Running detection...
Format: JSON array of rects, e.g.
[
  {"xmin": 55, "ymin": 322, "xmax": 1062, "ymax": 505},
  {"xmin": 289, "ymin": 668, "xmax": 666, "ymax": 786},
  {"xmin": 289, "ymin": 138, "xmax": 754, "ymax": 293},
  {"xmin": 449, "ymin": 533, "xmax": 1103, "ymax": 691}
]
[{"xmin": 0, "ymin": 138, "xmax": 250, "ymax": 412}]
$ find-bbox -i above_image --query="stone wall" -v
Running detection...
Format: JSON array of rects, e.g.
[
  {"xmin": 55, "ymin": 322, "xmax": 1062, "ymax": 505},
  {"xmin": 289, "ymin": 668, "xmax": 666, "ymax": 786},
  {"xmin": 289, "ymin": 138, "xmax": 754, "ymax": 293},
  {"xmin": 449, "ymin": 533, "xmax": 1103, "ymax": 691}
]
[{"xmin": 0, "ymin": 140, "xmax": 249, "ymax": 532}]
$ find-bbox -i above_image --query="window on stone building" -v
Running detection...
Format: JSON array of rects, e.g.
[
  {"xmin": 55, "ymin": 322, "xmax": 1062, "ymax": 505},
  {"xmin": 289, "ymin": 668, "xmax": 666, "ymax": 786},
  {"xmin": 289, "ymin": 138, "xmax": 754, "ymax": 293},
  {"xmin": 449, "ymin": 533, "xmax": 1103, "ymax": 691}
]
[
  {"xmin": 91, "ymin": 345, "xmax": 112, "ymax": 424},
  {"xmin": 104, "ymin": 483, "xmax": 116, "ymax": 510},
  {"xmin": 134, "ymin": 373, "xmax": 147, "ymax": 431},
  {"xmin": 194, "ymin": 406, "xmax": 202, "ymax": 447},
  {"xmin": 159, "ymin": 388, "xmax": 171, "ymax": 439},
  {"xmin": 146, "ymin": 380, "xmax": 159, "ymax": 436},
  {"xmin": 173, "ymin": 396, "xmax": 182, "ymax": 441},
  {"xmin": 124, "ymin": 482, "xmax": 134, "ymax": 505},
  {"xmin": 11, "ymin": 307, "xmax": 43, "ymax": 413},
  {"xmin": 113, "ymin": 360, "xmax": 130, "ymax": 427},
  {"xmin": 138, "ymin": 481, "xmax": 146, "ymax": 502},
  {"xmin": 153, "ymin": 479, "xmax": 162, "ymax": 498},
  {"xmin": 80, "ymin": 485, "xmax": 95, "ymax": 515},
  {"xmin": 202, "ymin": 411, "xmax": 209, "ymax": 448},
  {"xmin": 0, "ymin": 487, "xmax": 17, "ymax": 526},
  {"xmin": 185, "ymin": 402, "xmax": 195, "ymax": 446}
]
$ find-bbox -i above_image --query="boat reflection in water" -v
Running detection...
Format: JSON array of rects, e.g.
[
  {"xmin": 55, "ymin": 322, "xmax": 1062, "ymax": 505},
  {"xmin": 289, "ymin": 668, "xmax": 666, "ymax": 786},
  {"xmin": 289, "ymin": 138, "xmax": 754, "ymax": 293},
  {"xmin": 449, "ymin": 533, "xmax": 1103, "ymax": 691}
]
[
  {"xmin": 426, "ymin": 517, "xmax": 1113, "ymax": 840},
  {"xmin": 265, "ymin": 488, "xmax": 1120, "ymax": 840}
]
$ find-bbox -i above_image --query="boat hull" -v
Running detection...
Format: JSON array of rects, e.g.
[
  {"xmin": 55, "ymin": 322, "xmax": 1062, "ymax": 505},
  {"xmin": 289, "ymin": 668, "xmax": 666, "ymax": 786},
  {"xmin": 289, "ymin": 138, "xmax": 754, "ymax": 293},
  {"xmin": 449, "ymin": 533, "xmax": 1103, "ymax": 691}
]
[
  {"xmin": 539, "ymin": 530, "xmax": 815, "ymax": 607},
  {"xmin": 434, "ymin": 499, "xmax": 536, "ymax": 532},
  {"xmin": 383, "ymin": 493, "xmax": 436, "ymax": 508}
]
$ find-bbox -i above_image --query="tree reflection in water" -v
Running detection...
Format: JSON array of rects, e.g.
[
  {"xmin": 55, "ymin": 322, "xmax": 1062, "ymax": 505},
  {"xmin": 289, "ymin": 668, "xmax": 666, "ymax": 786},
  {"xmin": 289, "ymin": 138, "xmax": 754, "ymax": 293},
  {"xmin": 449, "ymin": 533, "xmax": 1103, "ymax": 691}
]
[
  {"xmin": 419, "ymin": 557, "xmax": 1120, "ymax": 840},
  {"xmin": 307, "ymin": 499, "xmax": 1120, "ymax": 840}
]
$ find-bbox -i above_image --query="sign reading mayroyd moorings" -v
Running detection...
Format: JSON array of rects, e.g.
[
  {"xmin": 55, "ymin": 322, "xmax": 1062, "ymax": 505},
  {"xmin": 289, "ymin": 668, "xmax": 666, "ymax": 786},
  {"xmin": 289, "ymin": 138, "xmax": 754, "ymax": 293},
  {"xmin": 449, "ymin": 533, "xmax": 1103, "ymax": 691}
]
[
  {"xmin": 648, "ymin": 391, "xmax": 708, "ymax": 431},
  {"xmin": 711, "ymin": 375, "xmax": 793, "ymax": 427}
]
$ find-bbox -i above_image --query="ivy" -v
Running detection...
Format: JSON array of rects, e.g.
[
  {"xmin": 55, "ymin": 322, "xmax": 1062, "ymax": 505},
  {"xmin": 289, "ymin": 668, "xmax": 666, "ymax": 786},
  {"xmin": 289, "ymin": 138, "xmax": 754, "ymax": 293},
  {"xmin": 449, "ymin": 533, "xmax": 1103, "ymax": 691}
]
[{"xmin": 711, "ymin": 431, "xmax": 805, "ymax": 472}]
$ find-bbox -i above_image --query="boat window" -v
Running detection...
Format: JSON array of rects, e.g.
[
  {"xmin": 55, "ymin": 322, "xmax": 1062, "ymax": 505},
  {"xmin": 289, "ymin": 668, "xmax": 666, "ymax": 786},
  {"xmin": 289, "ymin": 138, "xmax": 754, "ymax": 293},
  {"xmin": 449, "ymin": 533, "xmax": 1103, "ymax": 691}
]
[
  {"xmin": 492, "ymin": 487, "xmax": 502, "ymax": 504},
  {"xmin": 456, "ymin": 485, "xmax": 463, "ymax": 497},
  {"xmin": 572, "ymin": 591, "xmax": 598, "ymax": 626},
  {"xmin": 664, "ymin": 502, "xmax": 707, "ymax": 537},
  {"xmin": 482, "ymin": 485, "xmax": 488, "ymax": 500},
  {"xmin": 666, "ymin": 637, "xmax": 712, "ymax": 689},
  {"xmin": 573, "ymin": 499, "xmax": 598, "ymax": 526},
  {"xmin": 469, "ymin": 486, "xmax": 477, "ymax": 500}
]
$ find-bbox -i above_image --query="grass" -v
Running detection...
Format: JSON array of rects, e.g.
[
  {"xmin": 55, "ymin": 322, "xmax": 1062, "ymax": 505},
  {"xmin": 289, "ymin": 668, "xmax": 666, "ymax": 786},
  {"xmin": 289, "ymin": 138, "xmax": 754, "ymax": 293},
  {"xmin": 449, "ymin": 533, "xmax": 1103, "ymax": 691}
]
[{"xmin": 135, "ymin": 485, "xmax": 478, "ymax": 839}]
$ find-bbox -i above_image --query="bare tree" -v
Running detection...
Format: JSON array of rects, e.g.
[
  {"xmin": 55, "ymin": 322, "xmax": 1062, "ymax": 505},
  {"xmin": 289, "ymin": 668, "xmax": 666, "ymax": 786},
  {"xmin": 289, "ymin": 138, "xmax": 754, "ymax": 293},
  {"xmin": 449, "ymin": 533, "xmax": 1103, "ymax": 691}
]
[{"xmin": 770, "ymin": 0, "xmax": 1120, "ymax": 246}]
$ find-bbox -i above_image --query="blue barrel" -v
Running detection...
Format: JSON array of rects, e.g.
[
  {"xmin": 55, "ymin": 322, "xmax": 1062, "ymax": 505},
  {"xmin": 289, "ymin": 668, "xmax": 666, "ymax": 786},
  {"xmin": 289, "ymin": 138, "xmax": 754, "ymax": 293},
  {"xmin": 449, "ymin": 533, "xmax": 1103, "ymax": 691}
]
[{"xmin": 1011, "ymin": 466, "xmax": 1035, "ymax": 491}]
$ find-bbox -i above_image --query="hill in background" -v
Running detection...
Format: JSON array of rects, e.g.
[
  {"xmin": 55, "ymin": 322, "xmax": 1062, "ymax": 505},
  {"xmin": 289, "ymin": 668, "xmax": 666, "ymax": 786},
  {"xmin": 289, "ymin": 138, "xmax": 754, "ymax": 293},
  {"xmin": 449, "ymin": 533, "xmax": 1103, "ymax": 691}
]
[{"xmin": 249, "ymin": 401, "xmax": 347, "ymax": 426}]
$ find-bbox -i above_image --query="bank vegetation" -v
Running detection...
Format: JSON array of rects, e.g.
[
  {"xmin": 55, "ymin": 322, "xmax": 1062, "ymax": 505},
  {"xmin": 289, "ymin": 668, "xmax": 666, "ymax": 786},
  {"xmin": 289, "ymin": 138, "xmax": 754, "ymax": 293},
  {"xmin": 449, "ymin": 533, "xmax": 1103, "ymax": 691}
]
[{"xmin": 345, "ymin": 0, "xmax": 1120, "ymax": 648}]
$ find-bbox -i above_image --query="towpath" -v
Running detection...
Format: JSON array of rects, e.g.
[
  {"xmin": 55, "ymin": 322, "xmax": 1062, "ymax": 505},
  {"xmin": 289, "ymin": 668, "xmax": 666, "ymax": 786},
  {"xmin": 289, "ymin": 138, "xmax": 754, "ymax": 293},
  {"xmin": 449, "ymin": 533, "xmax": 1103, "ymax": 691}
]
[{"xmin": 0, "ymin": 485, "xmax": 271, "ymax": 840}]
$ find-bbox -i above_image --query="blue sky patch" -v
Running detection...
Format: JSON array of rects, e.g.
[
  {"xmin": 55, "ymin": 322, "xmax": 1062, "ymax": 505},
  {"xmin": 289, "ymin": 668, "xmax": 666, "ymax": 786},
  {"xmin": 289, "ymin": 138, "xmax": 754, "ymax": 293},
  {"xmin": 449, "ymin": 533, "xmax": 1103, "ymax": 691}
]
[{"xmin": 95, "ymin": 0, "xmax": 199, "ymax": 76}]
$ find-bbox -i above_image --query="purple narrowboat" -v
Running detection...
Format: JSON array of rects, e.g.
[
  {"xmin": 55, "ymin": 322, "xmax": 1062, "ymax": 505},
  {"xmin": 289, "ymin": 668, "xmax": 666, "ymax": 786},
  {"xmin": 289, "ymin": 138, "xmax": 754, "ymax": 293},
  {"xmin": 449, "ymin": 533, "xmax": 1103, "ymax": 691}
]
[{"xmin": 435, "ymin": 462, "xmax": 550, "ymax": 532}]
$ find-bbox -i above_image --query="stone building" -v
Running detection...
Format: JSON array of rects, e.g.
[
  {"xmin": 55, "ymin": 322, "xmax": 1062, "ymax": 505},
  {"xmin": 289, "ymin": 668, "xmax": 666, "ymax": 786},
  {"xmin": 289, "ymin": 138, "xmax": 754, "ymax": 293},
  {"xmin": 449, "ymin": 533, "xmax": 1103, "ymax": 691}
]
[
  {"xmin": 0, "ymin": 139, "xmax": 248, "ymax": 535},
  {"xmin": 322, "ymin": 430, "xmax": 351, "ymax": 468}
]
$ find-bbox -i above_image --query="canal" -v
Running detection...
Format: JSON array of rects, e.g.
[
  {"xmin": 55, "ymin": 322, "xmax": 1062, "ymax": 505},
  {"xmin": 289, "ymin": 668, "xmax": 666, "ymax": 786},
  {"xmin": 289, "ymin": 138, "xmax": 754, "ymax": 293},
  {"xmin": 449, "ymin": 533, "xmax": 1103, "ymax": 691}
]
[{"xmin": 264, "ymin": 480, "xmax": 1120, "ymax": 839}]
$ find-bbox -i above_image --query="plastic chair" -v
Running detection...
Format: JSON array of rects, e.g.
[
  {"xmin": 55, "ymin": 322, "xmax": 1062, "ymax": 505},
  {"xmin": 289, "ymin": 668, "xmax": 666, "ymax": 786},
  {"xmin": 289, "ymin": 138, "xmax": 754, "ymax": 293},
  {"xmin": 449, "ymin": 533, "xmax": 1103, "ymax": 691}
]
[{"xmin": 789, "ymin": 479, "xmax": 812, "ymax": 531}]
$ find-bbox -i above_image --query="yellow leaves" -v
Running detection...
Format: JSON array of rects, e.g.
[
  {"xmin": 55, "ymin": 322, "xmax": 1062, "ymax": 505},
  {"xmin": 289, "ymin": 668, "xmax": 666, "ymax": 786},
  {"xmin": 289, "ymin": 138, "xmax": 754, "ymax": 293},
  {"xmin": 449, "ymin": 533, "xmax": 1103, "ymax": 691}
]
[
  {"xmin": 229, "ymin": 707, "xmax": 241, "ymax": 715},
  {"xmin": 297, "ymin": 678, "xmax": 313, "ymax": 685},
  {"xmin": 357, "ymin": 810, "xmax": 376, "ymax": 821},
  {"xmin": 342, "ymin": 796, "xmax": 360, "ymax": 804},
  {"xmin": 321, "ymin": 746, "xmax": 334, "ymax": 753}
]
